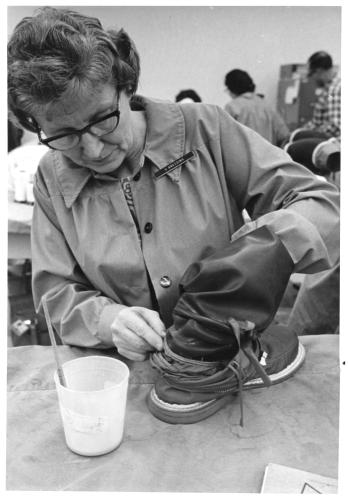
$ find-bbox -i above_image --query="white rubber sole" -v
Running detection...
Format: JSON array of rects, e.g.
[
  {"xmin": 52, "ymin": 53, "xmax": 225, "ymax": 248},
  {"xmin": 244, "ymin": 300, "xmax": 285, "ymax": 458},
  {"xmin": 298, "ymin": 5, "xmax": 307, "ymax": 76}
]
[
  {"xmin": 147, "ymin": 389, "xmax": 230, "ymax": 424},
  {"xmin": 243, "ymin": 341, "xmax": 306, "ymax": 388}
]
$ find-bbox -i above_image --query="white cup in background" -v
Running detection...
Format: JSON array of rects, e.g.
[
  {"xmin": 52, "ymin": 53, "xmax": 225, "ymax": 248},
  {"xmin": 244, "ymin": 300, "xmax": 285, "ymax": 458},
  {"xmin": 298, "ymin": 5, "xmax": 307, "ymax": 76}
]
[{"xmin": 13, "ymin": 168, "xmax": 28, "ymax": 202}]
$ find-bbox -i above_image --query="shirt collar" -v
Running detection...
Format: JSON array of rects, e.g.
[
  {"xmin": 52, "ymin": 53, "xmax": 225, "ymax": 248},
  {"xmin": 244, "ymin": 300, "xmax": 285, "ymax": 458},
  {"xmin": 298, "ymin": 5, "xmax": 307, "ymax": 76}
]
[
  {"xmin": 55, "ymin": 95, "xmax": 186, "ymax": 208},
  {"xmin": 133, "ymin": 95, "xmax": 185, "ymax": 177}
]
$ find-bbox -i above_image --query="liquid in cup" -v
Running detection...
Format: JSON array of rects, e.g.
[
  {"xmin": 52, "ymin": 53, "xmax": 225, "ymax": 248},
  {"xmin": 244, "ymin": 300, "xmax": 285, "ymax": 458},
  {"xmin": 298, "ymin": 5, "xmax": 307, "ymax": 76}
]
[{"xmin": 54, "ymin": 356, "xmax": 129, "ymax": 456}]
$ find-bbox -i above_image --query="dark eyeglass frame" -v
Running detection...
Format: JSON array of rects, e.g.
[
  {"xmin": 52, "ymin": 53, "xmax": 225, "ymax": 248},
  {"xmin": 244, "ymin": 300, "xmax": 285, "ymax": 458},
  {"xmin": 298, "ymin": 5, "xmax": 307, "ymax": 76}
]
[{"xmin": 36, "ymin": 99, "xmax": 121, "ymax": 151}]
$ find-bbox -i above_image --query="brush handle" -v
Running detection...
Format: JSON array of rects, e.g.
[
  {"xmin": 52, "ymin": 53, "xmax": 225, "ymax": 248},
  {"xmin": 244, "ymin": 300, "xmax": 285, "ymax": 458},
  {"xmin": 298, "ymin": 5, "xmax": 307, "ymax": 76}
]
[{"xmin": 42, "ymin": 297, "xmax": 67, "ymax": 387}]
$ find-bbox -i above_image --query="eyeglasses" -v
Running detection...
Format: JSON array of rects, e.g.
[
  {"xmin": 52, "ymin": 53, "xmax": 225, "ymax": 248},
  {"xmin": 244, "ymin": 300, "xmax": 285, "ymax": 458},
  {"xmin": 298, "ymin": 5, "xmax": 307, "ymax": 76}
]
[{"xmin": 37, "ymin": 99, "xmax": 121, "ymax": 151}]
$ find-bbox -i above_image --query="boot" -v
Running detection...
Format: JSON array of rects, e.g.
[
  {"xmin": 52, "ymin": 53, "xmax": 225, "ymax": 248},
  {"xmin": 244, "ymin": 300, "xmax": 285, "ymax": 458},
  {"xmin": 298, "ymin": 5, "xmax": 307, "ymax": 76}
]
[{"xmin": 148, "ymin": 226, "xmax": 305, "ymax": 424}]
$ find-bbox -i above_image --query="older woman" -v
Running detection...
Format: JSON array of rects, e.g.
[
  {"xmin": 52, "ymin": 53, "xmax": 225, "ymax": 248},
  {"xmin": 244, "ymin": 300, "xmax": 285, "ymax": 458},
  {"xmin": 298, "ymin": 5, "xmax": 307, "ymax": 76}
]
[{"xmin": 8, "ymin": 7, "xmax": 339, "ymax": 423}]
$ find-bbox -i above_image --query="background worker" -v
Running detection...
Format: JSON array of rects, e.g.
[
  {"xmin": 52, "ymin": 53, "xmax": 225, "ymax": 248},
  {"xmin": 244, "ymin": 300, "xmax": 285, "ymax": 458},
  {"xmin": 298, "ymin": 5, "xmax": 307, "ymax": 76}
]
[{"xmin": 224, "ymin": 68, "xmax": 290, "ymax": 146}]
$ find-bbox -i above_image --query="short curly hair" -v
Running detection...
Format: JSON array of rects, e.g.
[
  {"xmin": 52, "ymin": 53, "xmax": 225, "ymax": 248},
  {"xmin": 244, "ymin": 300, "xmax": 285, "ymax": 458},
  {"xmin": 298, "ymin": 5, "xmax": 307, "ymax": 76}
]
[
  {"xmin": 8, "ymin": 7, "xmax": 140, "ymax": 132},
  {"xmin": 224, "ymin": 69, "xmax": 255, "ymax": 96},
  {"xmin": 175, "ymin": 89, "xmax": 202, "ymax": 103}
]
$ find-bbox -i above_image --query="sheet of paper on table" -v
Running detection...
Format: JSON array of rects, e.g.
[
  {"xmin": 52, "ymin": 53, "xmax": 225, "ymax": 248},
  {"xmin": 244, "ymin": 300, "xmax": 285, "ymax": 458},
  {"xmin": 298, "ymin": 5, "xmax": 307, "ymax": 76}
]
[{"xmin": 260, "ymin": 462, "xmax": 338, "ymax": 494}]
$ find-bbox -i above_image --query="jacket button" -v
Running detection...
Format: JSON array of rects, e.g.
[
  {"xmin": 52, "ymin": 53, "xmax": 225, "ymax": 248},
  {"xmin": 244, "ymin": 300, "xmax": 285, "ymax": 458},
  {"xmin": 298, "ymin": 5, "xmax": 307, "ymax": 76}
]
[
  {"xmin": 133, "ymin": 172, "xmax": 141, "ymax": 181},
  {"xmin": 160, "ymin": 276, "xmax": 172, "ymax": 288},
  {"xmin": 144, "ymin": 222, "xmax": 153, "ymax": 233}
]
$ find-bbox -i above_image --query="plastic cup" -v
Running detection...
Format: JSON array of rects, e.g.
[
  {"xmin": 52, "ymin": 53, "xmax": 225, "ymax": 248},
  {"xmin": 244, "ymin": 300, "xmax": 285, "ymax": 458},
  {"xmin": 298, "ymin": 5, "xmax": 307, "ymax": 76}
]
[{"xmin": 54, "ymin": 356, "xmax": 129, "ymax": 456}]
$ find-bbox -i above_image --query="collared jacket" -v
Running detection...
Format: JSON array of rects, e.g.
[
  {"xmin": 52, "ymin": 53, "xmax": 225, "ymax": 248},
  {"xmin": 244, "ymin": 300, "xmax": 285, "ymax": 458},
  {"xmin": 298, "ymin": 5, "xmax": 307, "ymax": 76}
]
[
  {"xmin": 32, "ymin": 96, "xmax": 339, "ymax": 348},
  {"xmin": 224, "ymin": 92, "xmax": 290, "ymax": 146}
]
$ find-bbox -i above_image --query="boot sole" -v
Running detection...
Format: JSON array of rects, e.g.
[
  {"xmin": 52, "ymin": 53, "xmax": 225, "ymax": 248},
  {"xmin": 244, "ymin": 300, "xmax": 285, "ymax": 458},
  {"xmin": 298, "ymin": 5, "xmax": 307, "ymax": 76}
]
[
  {"xmin": 148, "ymin": 342, "xmax": 305, "ymax": 424},
  {"xmin": 243, "ymin": 341, "xmax": 306, "ymax": 388},
  {"xmin": 147, "ymin": 389, "xmax": 231, "ymax": 424}
]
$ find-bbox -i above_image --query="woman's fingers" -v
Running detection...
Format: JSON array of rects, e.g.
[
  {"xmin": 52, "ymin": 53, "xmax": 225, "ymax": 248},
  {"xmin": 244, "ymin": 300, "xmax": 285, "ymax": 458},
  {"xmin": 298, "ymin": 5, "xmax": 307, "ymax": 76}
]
[
  {"xmin": 117, "ymin": 347, "xmax": 148, "ymax": 362},
  {"xmin": 110, "ymin": 306, "xmax": 166, "ymax": 357},
  {"xmin": 135, "ymin": 307, "xmax": 166, "ymax": 338},
  {"xmin": 112, "ymin": 327, "xmax": 154, "ymax": 352}
]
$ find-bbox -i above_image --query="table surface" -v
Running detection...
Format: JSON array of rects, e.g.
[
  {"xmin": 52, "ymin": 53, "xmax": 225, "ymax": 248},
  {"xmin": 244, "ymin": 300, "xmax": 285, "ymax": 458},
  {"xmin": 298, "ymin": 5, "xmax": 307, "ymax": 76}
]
[
  {"xmin": 7, "ymin": 335, "xmax": 340, "ymax": 492},
  {"xmin": 8, "ymin": 200, "xmax": 33, "ymax": 234}
]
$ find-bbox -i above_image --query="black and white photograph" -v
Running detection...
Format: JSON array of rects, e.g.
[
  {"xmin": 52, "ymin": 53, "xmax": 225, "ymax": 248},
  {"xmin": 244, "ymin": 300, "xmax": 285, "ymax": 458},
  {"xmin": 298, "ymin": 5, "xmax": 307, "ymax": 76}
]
[{"xmin": 5, "ymin": 0, "xmax": 345, "ymax": 495}]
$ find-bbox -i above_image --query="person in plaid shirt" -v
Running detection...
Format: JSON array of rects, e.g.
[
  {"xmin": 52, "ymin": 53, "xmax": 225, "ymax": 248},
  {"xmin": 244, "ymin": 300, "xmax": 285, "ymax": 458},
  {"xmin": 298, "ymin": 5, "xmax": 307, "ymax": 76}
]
[
  {"xmin": 284, "ymin": 51, "xmax": 341, "ymax": 175},
  {"xmin": 304, "ymin": 51, "xmax": 341, "ymax": 139},
  {"xmin": 286, "ymin": 51, "xmax": 340, "ymax": 340}
]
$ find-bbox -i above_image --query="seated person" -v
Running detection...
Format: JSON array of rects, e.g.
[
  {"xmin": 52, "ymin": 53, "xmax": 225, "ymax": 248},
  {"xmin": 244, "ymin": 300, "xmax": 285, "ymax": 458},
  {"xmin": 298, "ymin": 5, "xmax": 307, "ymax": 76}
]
[
  {"xmin": 284, "ymin": 51, "xmax": 341, "ymax": 176},
  {"xmin": 224, "ymin": 69, "xmax": 289, "ymax": 146},
  {"xmin": 303, "ymin": 51, "xmax": 340, "ymax": 139},
  {"xmin": 283, "ymin": 52, "xmax": 340, "ymax": 339},
  {"xmin": 175, "ymin": 89, "xmax": 202, "ymax": 103},
  {"xmin": 8, "ymin": 7, "xmax": 339, "ymax": 424}
]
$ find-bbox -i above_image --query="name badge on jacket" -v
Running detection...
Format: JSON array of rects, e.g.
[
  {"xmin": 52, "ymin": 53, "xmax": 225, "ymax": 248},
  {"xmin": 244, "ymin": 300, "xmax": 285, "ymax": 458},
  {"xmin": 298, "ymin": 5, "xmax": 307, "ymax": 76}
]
[{"xmin": 154, "ymin": 151, "xmax": 195, "ymax": 180}]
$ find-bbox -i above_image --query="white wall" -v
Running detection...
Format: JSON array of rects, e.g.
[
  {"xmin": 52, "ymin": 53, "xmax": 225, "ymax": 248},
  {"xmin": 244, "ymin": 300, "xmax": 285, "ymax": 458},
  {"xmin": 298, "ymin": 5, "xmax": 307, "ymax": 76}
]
[{"xmin": 7, "ymin": 5, "xmax": 341, "ymax": 108}]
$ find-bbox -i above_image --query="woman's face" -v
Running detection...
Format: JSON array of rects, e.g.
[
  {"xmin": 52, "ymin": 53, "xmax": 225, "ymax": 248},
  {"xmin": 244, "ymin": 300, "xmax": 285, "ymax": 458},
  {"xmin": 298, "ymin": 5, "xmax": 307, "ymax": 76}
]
[{"xmin": 34, "ymin": 83, "xmax": 141, "ymax": 175}]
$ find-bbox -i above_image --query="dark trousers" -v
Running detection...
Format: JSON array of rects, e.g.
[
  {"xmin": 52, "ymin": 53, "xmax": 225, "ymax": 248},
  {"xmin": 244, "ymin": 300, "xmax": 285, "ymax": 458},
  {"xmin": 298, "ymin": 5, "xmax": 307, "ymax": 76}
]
[{"xmin": 284, "ymin": 129, "xmax": 340, "ymax": 175}]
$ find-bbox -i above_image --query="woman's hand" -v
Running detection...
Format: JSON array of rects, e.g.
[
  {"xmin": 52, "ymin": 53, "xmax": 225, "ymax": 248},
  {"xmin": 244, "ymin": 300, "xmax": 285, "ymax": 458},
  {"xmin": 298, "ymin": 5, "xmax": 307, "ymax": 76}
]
[{"xmin": 110, "ymin": 306, "xmax": 166, "ymax": 361}]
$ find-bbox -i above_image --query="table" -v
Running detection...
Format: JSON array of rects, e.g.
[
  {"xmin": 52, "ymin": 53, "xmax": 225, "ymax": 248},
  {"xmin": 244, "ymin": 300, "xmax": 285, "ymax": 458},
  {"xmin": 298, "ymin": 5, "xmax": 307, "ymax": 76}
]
[
  {"xmin": 8, "ymin": 200, "xmax": 33, "ymax": 259},
  {"xmin": 7, "ymin": 335, "xmax": 340, "ymax": 492}
]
